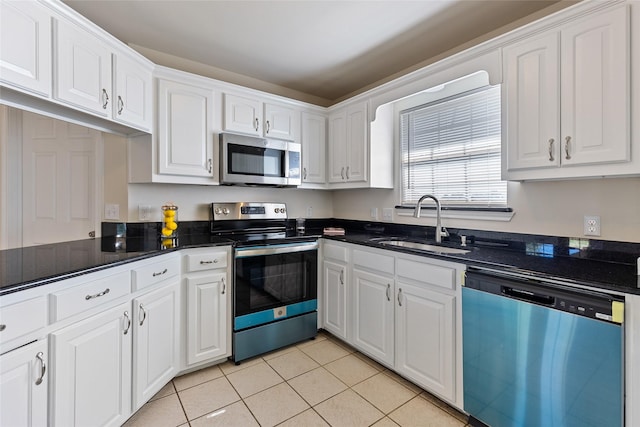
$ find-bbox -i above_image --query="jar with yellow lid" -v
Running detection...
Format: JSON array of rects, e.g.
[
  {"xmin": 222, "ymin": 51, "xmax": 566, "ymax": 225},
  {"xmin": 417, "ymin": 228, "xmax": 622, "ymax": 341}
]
[{"xmin": 161, "ymin": 204, "xmax": 178, "ymax": 241}]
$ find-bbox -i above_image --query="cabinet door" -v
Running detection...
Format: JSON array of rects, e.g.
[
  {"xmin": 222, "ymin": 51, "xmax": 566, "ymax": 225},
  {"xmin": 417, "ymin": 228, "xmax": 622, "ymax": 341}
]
[
  {"xmin": 395, "ymin": 282, "xmax": 456, "ymax": 402},
  {"xmin": 112, "ymin": 53, "xmax": 152, "ymax": 131},
  {"xmin": 186, "ymin": 272, "xmax": 229, "ymax": 365},
  {"xmin": 301, "ymin": 112, "xmax": 326, "ymax": 184},
  {"xmin": 322, "ymin": 260, "xmax": 348, "ymax": 340},
  {"xmin": 132, "ymin": 281, "xmax": 180, "ymax": 410},
  {"xmin": 0, "ymin": 339, "xmax": 48, "ymax": 427},
  {"xmin": 504, "ymin": 32, "xmax": 561, "ymax": 171},
  {"xmin": 264, "ymin": 103, "xmax": 298, "ymax": 141},
  {"xmin": 352, "ymin": 269, "xmax": 394, "ymax": 366},
  {"xmin": 223, "ymin": 93, "xmax": 261, "ymax": 136},
  {"xmin": 51, "ymin": 302, "xmax": 132, "ymax": 427},
  {"xmin": 0, "ymin": 0, "xmax": 51, "ymax": 96},
  {"xmin": 54, "ymin": 19, "xmax": 112, "ymax": 116},
  {"xmin": 560, "ymin": 5, "xmax": 629, "ymax": 166},
  {"xmin": 328, "ymin": 111, "xmax": 347, "ymax": 183},
  {"xmin": 157, "ymin": 79, "xmax": 215, "ymax": 177},
  {"xmin": 345, "ymin": 102, "xmax": 368, "ymax": 182}
]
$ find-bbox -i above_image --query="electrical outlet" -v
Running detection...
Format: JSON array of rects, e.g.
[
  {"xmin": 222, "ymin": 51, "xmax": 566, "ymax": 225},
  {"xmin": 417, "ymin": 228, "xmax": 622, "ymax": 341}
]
[
  {"xmin": 306, "ymin": 206, "xmax": 313, "ymax": 217},
  {"xmin": 584, "ymin": 215, "xmax": 601, "ymax": 236},
  {"xmin": 104, "ymin": 204, "xmax": 119, "ymax": 220},
  {"xmin": 139, "ymin": 205, "xmax": 152, "ymax": 221},
  {"xmin": 370, "ymin": 207, "xmax": 378, "ymax": 219},
  {"xmin": 382, "ymin": 208, "xmax": 393, "ymax": 221}
]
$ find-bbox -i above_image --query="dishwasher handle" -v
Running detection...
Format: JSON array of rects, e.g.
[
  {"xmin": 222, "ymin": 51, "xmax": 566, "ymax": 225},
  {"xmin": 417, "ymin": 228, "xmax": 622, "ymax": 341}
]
[{"xmin": 502, "ymin": 286, "xmax": 555, "ymax": 306}]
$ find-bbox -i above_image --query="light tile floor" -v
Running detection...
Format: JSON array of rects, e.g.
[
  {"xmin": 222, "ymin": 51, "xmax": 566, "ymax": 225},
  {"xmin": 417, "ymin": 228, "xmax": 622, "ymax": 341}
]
[{"xmin": 124, "ymin": 332, "xmax": 471, "ymax": 427}]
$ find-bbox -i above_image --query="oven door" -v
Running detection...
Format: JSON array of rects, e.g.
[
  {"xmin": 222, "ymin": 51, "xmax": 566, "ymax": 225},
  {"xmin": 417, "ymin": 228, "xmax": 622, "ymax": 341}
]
[{"xmin": 234, "ymin": 241, "xmax": 318, "ymax": 330}]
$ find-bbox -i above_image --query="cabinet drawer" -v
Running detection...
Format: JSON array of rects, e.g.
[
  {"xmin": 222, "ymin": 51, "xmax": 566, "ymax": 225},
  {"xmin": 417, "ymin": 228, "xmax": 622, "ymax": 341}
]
[
  {"xmin": 185, "ymin": 250, "xmax": 228, "ymax": 273},
  {"xmin": 323, "ymin": 243, "xmax": 348, "ymax": 262},
  {"xmin": 50, "ymin": 271, "xmax": 130, "ymax": 322},
  {"xmin": 0, "ymin": 296, "xmax": 47, "ymax": 343},
  {"xmin": 353, "ymin": 249, "xmax": 394, "ymax": 275},
  {"xmin": 396, "ymin": 258, "xmax": 457, "ymax": 291},
  {"xmin": 131, "ymin": 256, "xmax": 180, "ymax": 291}
]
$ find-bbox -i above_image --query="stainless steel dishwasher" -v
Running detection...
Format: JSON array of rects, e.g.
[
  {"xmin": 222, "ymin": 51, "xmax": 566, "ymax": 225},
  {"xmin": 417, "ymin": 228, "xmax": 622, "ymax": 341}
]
[{"xmin": 463, "ymin": 268, "xmax": 624, "ymax": 427}]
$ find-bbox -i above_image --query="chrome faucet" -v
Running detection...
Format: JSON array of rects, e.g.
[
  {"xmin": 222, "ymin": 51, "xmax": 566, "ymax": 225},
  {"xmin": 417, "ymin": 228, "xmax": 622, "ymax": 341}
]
[{"xmin": 413, "ymin": 194, "xmax": 449, "ymax": 243}]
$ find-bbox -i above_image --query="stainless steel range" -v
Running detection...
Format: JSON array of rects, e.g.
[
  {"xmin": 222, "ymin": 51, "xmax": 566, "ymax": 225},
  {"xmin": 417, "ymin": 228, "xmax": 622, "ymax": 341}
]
[{"xmin": 211, "ymin": 202, "xmax": 318, "ymax": 363}]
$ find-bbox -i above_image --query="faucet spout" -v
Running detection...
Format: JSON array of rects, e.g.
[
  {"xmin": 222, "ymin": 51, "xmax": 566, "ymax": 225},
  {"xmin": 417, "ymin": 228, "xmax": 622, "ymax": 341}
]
[{"xmin": 413, "ymin": 194, "xmax": 445, "ymax": 243}]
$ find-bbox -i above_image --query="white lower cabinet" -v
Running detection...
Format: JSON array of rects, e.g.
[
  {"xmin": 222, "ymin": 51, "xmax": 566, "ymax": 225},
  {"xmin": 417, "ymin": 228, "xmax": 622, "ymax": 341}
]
[
  {"xmin": 51, "ymin": 302, "xmax": 132, "ymax": 427},
  {"xmin": 322, "ymin": 259, "xmax": 348, "ymax": 341},
  {"xmin": 132, "ymin": 281, "xmax": 180, "ymax": 410},
  {"xmin": 0, "ymin": 339, "xmax": 48, "ymax": 427}
]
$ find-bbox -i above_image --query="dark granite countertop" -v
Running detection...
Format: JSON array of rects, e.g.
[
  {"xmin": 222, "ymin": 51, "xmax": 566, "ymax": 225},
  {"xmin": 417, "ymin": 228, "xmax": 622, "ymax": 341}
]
[{"xmin": 1, "ymin": 218, "xmax": 639, "ymax": 297}]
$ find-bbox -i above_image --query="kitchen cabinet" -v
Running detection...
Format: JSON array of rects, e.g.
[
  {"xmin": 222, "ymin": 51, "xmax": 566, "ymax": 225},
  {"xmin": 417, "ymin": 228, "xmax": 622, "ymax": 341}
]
[
  {"xmin": 322, "ymin": 241, "xmax": 349, "ymax": 341},
  {"xmin": 157, "ymin": 78, "xmax": 216, "ymax": 178},
  {"xmin": 0, "ymin": 339, "xmax": 48, "ymax": 427},
  {"xmin": 50, "ymin": 302, "xmax": 132, "ymax": 427},
  {"xmin": 503, "ymin": 5, "xmax": 630, "ymax": 180},
  {"xmin": 0, "ymin": 0, "xmax": 52, "ymax": 97},
  {"xmin": 300, "ymin": 111, "xmax": 327, "ymax": 185},
  {"xmin": 223, "ymin": 93, "xmax": 299, "ymax": 141},
  {"xmin": 351, "ymin": 248, "xmax": 395, "ymax": 367},
  {"xmin": 328, "ymin": 101, "xmax": 368, "ymax": 184},
  {"xmin": 183, "ymin": 247, "xmax": 231, "ymax": 367},
  {"xmin": 132, "ymin": 280, "xmax": 180, "ymax": 410},
  {"xmin": 112, "ymin": 53, "xmax": 152, "ymax": 131}
]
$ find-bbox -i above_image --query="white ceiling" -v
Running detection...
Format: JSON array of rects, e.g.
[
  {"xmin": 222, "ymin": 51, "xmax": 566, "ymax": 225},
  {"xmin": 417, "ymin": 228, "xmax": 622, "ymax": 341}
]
[{"xmin": 63, "ymin": 0, "xmax": 568, "ymax": 105}]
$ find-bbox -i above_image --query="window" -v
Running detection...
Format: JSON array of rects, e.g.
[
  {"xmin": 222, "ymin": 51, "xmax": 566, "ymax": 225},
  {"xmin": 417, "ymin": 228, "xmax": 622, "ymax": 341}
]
[{"xmin": 400, "ymin": 84, "xmax": 506, "ymax": 208}]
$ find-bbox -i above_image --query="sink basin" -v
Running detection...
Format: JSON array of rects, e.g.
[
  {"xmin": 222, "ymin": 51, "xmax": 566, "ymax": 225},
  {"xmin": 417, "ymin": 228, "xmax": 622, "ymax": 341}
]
[{"xmin": 377, "ymin": 240, "xmax": 470, "ymax": 255}]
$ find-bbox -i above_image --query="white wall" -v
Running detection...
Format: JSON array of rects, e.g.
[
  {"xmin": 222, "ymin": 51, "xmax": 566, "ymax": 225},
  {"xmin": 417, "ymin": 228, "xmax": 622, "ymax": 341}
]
[{"xmin": 331, "ymin": 178, "xmax": 640, "ymax": 243}]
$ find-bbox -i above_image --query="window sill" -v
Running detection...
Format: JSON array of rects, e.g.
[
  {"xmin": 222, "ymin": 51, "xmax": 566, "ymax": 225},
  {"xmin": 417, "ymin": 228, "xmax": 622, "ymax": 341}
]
[{"xmin": 395, "ymin": 206, "xmax": 515, "ymax": 222}]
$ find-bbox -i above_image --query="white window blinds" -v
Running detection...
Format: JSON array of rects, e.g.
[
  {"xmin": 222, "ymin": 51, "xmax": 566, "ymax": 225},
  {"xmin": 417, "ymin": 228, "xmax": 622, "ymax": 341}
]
[{"xmin": 400, "ymin": 84, "xmax": 506, "ymax": 207}]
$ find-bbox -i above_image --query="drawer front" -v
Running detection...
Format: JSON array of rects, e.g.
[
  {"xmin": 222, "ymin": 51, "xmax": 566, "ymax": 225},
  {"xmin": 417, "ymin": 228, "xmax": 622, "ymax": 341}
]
[
  {"xmin": 323, "ymin": 243, "xmax": 348, "ymax": 262},
  {"xmin": 0, "ymin": 296, "xmax": 48, "ymax": 343},
  {"xmin": 353, "ymin": 249, "xmax": 394, "ymax": 275},
  {"xmin": 396, "ymin": 258, "xmax": 457, "ymax": 291},
  {"xmin": 131, "ymin": 256, "xmax": 180, "ymax": 291},
  {"xmin": 50, "ymin": 271, "xmax": 130, "ymax": 322},
  {"xmin": 185, "ymin": 250, "xmax": 228, "ymax": 273}
]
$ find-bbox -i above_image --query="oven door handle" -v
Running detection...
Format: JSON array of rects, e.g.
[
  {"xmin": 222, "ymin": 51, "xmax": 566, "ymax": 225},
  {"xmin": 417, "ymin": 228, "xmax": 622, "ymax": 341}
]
[{"xmin": 235, "ymin": 241, "xmax": 318, "ymax": 258}]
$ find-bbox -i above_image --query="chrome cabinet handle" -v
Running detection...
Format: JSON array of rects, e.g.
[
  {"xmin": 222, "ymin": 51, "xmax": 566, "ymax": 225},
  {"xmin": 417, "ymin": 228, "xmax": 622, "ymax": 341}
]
[
  {"xmin": 339, "ymin": 270, "xmax": 344, "ymax": 285},
  {"xmin": 548, "ymin": 138, "xmax": 554, "ymax": 161},
  {"xmin": 303, "ymin": 167, "xmax": 307, "ymax": 180},
  {"xmin": 0, "ymin": 324, "xmax": 5, "ymax": 332},
  {"xmin": 397, "ymin": 288, "xmax": 403, "ymax": 306},
  {"xmin": 208, "ymin": 158, "xmax": 212, "ymax": 173},
  {"xmin": 153, "ymin": 268, "xmax": 168, "ymax": 277},
  {"xmin": 123, "ymin": 311, "xmax": 131, "ymax": 335},
  {"xmin": 117, "ymin": 96, "xmax": 124, "ymax": 115},
  {"xmin": 565, "ymin": 136, "xmax": 571, "ymax": 160},
  {"xmin": 346, "ymin": 166, "xmax": 350, "ymax": 180},
  {"xmin": 341, "ymin": 167, "xmax": 345, "ymax": 180},
  {"xmin": 386, "ymin": 284, "xmax": 391, "ymax": 301},
  {"xmin": 221, "ymin": 278, "xmax": 226, "ymax": 294},
  {"xmin": 86, "ymin": 288, "xmax": 110, "ymax": 300},
  {"xmin": 102, "ymin": 89, "xmax": 109, "ymax": 109},
  {"xmin": 254, "ymin": 118, "xmax": 259, "ymax": 131},
  {"xmin": 266, "ymin": 120, "xmax": 270, "ymax": 134},
  {"xmin": 139, "ymin": 304, "xmax": 146, "ymax": 326},
  {"xmin": 35, "ymin": 352, "xmax": 46, "ymax": 385}
]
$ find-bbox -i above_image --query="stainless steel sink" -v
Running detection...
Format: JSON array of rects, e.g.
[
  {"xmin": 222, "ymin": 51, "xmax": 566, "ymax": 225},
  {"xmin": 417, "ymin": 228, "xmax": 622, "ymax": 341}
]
[{"xmin": 376, "ymin": 240, "xmax": 470, "ymax": 255}]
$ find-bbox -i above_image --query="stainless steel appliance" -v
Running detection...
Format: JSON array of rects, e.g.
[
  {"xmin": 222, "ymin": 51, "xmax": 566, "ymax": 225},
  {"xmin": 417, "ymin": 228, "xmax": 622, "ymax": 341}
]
[
  {"xmin": 211, "ymin": 202, "xmax": 317, "ymax": 363},
  {"xmin": 463, "ymin": 268, "xmax": 624, "ymax": 427},
  {"xmin": 220, "ymin": 133, "xmax": 301, "ymax": 186}
]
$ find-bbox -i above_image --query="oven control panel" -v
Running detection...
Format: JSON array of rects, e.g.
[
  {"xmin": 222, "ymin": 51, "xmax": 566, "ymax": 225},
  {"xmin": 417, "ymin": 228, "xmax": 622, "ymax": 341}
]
[{"xmin": 212, "ymin": 202, "xmax": 287, "ymax": 220}]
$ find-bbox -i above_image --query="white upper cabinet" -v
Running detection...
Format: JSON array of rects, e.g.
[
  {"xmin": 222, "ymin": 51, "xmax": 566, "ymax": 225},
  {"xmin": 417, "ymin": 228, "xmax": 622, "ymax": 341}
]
[
  {"xmin": 300, "ymin": 111, "xmax": 327, "ymax": 185},
  {"xmin": 157, "ymin": 78, "xmax": 215, "ymax": 178},
  {"xmin": 328, "ymin": 101, "xmax": 368, "ymax": 185},
  {"xmin": 0, "ymin": 0, "xmax": 52, "ymax": 97},
  {"xmin": 54, "ymin": 18, "xmax": 112, "ymax": 117},
  {"xmin": 112, "ymin": 53, "xmax": 152, "ymax": 131},
  {"xmin": 503, "ymin": 5, "xmax": 630, "ymax": 180},
  {"xmin": 224, "ymin": 93, "xmax": 300, "ymax": 141}
]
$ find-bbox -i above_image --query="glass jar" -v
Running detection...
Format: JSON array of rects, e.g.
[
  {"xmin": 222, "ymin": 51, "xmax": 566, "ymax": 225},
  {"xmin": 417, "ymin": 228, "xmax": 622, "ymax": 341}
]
[{"xmin": 161, "ymin": 203, "xmax": 178, "ymax": 240}]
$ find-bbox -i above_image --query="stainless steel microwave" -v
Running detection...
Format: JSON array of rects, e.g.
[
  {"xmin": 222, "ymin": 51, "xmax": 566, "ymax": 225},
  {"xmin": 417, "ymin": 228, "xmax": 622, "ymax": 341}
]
[{"xmin": 220, "ymin": 133, "xmax": 301, "ymax": 186}]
